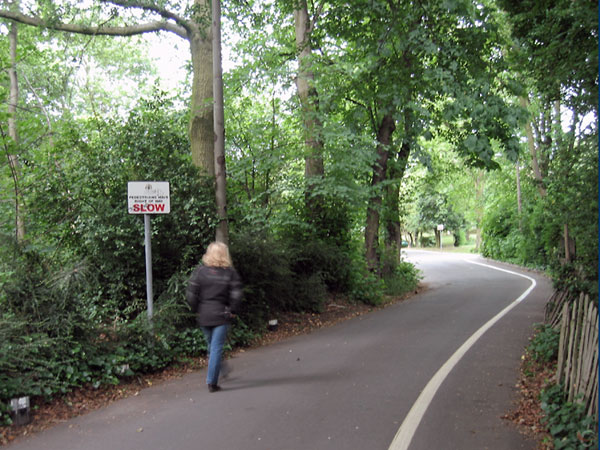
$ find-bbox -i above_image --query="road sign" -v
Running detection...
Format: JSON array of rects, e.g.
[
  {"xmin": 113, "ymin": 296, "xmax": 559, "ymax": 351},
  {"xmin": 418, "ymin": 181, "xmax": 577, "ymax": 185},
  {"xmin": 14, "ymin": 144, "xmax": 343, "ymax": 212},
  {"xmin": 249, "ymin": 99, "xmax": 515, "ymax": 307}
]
[
  {"xmin": 127, "ymin": 181, "xmax": 170, "ymax": 323},
  {"xmin": 128, "ymin": 181, "xmax": 170, "ymax": 214}
]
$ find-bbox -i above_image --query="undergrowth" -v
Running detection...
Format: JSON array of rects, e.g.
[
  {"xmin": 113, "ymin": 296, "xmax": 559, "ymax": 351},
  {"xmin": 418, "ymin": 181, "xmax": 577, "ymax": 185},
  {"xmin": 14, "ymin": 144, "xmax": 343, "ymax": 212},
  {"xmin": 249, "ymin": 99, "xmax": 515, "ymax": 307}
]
[{"xmin": 526, "ymin": 324, "xmax": 598, "ymax": 449}]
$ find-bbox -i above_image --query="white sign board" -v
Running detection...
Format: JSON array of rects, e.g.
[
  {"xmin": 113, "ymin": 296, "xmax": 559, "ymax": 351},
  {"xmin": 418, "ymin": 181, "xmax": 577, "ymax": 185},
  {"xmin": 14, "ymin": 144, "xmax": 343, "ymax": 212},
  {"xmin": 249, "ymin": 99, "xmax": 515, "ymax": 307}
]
[
  {"xmin": 437, "ymin": 224, "xmax": 444, "ymax": 231},
  {"xmin": 128, "ymin": 181, "xmax": 170, "ymax": 214}
]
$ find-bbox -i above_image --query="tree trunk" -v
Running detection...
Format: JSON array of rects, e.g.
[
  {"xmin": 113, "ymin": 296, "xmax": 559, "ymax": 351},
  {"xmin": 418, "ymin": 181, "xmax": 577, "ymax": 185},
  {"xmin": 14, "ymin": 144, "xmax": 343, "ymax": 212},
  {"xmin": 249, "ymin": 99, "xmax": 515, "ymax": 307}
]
[
  {"xmin": 516, "ymin": 159, "xmax": 522, "ymax": 230},
  {"xmin": 516, "ymin": 160, "xmax": 522, "ymax": 213},
  {"xmin": 294, "ymin": 0, "xmax": 324, "ymax": 219},
  {"xmin": 383, "ymin": 179, "xmax": 401, "ymax": 271},
  {"xmin": 8, "ymin": 21, "xmax": 25, "ymax": 242},
  {"xmin": 0, "ymin": 2, "xmax": 224, "ymax": 240},
  {"xmin": 520, "ymin": 96, "xmax": 547, "ymax": 197},
  {"xmin": 384, "ymin": 132, "xmax": 411, "ymax": 264},
  {"xmin": 563, "ymin": 223, "xmax": 576, "ymax": 263},
  {"xmin": 212, "ymin": 0, "xmax": 228, "ymax": 244},
  {"xmin": 189, "ymin": 10, "xmax": 215, "ymax": 176},
  {"xmin": 365, "ymin": 114, "xmax": 395, "ymax": 272},
  {"xmin": 473, "ymin": 169, "xmax": 484, "ymax": 251}
]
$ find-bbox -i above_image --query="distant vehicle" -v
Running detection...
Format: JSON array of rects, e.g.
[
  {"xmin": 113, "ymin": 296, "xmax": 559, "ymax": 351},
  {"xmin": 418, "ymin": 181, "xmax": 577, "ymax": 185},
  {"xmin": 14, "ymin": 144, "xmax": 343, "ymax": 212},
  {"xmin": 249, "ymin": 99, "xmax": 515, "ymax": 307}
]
[{"xmin": 402, "ymin": 240, "xmax": 409, "ymax": 248}]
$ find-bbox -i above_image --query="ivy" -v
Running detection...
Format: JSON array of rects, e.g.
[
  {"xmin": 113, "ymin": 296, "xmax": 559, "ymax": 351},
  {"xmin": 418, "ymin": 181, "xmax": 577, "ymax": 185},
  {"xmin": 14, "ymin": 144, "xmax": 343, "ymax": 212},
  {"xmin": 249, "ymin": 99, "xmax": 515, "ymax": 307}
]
[{"xmin": 541, "ymin": 384, "xmax": 598, "ymax": 450}]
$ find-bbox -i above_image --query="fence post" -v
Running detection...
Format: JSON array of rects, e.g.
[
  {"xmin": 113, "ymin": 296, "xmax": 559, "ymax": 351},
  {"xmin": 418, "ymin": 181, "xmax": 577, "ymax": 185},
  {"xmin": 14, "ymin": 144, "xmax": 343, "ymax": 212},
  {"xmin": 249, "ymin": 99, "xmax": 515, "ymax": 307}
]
[{"xmin": 556, "ymin": 301, "xmax": 569, "ymax": 383}]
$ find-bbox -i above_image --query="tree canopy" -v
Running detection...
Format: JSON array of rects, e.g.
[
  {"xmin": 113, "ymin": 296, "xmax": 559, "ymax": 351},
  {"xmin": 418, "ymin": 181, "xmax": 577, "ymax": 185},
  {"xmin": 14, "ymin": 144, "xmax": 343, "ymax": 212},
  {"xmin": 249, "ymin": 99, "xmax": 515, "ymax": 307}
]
[{"xmin": 0, "ymin": 0, "xmax": 596, "ymax": 426}]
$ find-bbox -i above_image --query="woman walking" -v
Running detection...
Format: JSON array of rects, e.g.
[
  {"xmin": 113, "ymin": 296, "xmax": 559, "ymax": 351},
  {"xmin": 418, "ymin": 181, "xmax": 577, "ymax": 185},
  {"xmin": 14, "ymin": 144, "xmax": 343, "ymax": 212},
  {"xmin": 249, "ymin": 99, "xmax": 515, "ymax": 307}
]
[{"xmin": 187, "ymin": 242, "xmax": 243, "ymax": 392}]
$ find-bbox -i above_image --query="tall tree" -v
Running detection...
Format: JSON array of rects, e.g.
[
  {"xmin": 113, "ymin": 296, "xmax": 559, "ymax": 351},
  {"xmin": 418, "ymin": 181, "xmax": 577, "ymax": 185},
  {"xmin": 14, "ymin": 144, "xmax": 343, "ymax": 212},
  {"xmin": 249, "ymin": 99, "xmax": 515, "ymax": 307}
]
[
  {"xmin": 498, "ymin": 0, "xmax": 598, "ymax": 116},
  {"xmin": 364, "ymin": 113, "xmax": 395, "ymax": 270},
  {"xmin": 212, "ymin": 0, "xmax": 228, "ymax": 243},
  {"xmin": 383, "ymin": 109, "xmax": 412, "ymax": 262},
  {"xmin": 321, "ymin": 0, "xmax": 522, "ymax": 270},
  {"xmin": 0, "ymin": 0, "xmax": 229, "ymax": 239},
  {"xmin": 6, "ymin": 19, "xmax": 25, "ymax": 241},
  {"xmin": 519, "ymin": 96, "xmax": 547, "ymax": 198},
  {"xmin": 293, "ymin": 0, "xmax": 325, "ymax": 220},
  {"xmin": 499, "ymin": 0, "xmax": 598, "ymax": 269}
]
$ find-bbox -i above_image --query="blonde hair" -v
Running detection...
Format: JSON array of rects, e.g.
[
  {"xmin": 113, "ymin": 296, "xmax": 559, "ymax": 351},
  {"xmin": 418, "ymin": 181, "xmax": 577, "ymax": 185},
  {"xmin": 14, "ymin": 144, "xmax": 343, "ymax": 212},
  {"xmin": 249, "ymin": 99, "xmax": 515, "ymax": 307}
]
[{"xmin": 202, "ymin": 242, "xmax": 232, "ymax": 268}]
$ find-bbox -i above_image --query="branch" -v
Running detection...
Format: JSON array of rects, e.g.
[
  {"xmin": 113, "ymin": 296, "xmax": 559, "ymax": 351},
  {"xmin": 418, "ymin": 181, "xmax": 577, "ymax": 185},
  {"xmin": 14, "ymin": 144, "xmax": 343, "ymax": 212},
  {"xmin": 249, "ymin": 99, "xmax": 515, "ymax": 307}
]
[
  {"xmin": 308, "ymin": 0, "xmax": 324, "ymax": 35},
  {"xmin": 0, "ymin": 9, "xmax": 189, "ymax": 40},
  {"xmin": 345, "ymin": 96, "xmax": 377, "ymax": 135},
  {"xmin": 20, "ymin": 71, "xmax": 53, "ymax": 140},
  {"xmin": 344, "ymin": 95, "xmax": 367, "ymax": 110},
  {"xmin": 103, "ymin": 0, "xmax": 193, "ymax": 34},
  {"xmin": 0, "ymin": 123, "xmax": 22, "ymax": 241}
]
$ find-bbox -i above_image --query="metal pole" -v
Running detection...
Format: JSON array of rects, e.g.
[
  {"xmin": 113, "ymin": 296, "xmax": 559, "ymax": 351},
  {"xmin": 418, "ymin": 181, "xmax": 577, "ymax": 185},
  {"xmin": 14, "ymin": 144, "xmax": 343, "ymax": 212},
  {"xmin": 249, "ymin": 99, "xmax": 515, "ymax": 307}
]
[{"xmin": 144, "ymin": 214, "xmax": 153, "ymax": 321}]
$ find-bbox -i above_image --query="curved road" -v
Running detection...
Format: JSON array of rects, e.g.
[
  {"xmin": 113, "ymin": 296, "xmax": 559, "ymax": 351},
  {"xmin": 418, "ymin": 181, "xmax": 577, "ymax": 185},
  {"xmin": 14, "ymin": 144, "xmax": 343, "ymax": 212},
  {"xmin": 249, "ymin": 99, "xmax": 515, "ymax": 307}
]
[{"xmin": 8, "ymin": 251, "xmax": 553, "ymax": 450}]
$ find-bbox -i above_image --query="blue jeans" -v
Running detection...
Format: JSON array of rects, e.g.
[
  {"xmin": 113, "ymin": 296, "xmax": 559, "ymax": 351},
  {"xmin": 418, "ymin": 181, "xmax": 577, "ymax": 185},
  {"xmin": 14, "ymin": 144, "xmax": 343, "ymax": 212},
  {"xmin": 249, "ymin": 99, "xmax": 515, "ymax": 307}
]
[{"xmin": 201, "ymin": 324, "xmax": 229, "ymax": 386}]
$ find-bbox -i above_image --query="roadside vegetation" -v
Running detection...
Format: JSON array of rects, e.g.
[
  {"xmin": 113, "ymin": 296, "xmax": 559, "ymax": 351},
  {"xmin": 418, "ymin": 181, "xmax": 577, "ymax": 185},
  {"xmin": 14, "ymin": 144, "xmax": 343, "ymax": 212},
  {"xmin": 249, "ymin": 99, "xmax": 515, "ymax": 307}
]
[
  {"xmin": 510, "ymin": 325, "xmax": 598, "ymax": 450},
  {"xmin": 0, "ymin": 1, "xmax": 596, "ymax": 448}
]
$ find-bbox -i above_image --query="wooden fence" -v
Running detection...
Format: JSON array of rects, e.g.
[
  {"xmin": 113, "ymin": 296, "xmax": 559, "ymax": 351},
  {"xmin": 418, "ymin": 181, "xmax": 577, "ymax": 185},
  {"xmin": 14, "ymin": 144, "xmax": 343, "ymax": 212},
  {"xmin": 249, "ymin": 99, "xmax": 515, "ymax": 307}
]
[{"xmin": 545, "ymin": 291, "xmax": 598, "ymax": 419}]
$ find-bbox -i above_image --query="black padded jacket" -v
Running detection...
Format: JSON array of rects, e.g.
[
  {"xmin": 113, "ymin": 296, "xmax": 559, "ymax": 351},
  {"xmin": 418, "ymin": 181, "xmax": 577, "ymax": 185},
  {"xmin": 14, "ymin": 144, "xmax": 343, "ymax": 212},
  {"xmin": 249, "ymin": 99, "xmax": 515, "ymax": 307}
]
[{"xmin": 186, "ymin": 265, "xmax": 243, "ymax": 327}]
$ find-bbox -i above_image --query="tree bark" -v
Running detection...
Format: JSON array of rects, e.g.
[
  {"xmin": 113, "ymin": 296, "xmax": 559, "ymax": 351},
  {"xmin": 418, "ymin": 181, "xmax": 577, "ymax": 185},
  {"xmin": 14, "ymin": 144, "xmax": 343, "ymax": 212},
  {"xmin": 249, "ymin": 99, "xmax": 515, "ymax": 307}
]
[
  {"xmin": 516, "ymin": 159, "xmax": 523, "ymax": 230},
  {"xmin": 561, "ymin": 223, "xmax": 576, "ymax": 264},
  {"xmin": 0, "ymin": 1, "xmax": 221, "ymax": 234},
  {"xmin": 8, "ymin": 20, "xmax": 25, "ymax": 242},
  {"xmin": 189, "ymin": 22, "xmax": 215, "ymax": 176},
  {"xmin": 0, "ymin": 3, "xmax": 216, "ymax": 177},
  {"xmin": 383, "ymin": 109, "xmax": 411, "ymax": 264},
  {"xmin": 473, "ymin": 169, "xmax": 484, "ymax": 251},
  {"xmin": 384, "ymin": 179, "xmax": 401, "ymax": 266},
  {"xmin": 520, "ymin": 96, "xmax": 547, "ymax": 197},
  {"xmin": 294, "ymin": 0, "xmax": 325, "ymax": 219},
  {"xmin": 212, "ymin": 0, "xmax": 228, "ymax": 244},
  {"xmin": 365, "ymin": 114, "xmax": 395, "ymax": 272}
]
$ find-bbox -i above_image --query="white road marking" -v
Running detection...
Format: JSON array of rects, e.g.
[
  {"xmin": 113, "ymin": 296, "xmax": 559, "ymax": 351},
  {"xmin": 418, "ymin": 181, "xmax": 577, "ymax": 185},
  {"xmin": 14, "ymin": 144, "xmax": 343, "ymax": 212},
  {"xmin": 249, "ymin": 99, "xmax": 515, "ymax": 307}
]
[{"xmin": 388, "ymin": 260, "xmax": 537, "ymax": 450}]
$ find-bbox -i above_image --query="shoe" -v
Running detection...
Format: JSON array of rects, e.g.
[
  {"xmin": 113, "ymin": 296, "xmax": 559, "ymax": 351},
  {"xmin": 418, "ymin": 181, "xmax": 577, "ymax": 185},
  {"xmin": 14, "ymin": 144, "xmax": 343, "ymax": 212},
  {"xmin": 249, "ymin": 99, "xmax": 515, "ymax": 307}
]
[{"xmin": 208, "ymin": 384, "xmax": 221, "ymax": 393}]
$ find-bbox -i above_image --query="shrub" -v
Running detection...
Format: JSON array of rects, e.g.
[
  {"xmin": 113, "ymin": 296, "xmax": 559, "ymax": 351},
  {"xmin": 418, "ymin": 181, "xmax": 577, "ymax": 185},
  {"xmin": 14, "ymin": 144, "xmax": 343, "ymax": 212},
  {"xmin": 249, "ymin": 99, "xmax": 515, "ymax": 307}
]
[
  {"xmin": 384, "ymin": 261, "xmax": 422, "ymax": 297},
  {"xmin": 25, "ymin": 96, "xmax": 216, "ymax": 317},
  {"xmin": 230, "ymin": 232, "xmax": 295, "ymax": 329},
  {"xmin": 453, "ymin": 229, "xmax": 467, "ymax": 247},
  {"xmin": 286, "ymin": 237, "xmax": 354, "ymax": 294},
  {"xmin": 230, "ymin": 232, "xmax": 335, "ymax": 323},
  {"xmin": 527, "ymin": 324, "xmax": 559, "ymax": 364},
  {"xmin": 541, "ymin": 384, "xmax": 598, "ymax": 449},
  {"xmin": 420, "ymin": 235, "xmax": 435, "ymax": 247},
  {"xmin": 348, "ymin": 263, "xmax": 384, "ymax": 305},
  {"xmin": 226, "ymin": 317, "xmax": 258, "ymax": 348}
]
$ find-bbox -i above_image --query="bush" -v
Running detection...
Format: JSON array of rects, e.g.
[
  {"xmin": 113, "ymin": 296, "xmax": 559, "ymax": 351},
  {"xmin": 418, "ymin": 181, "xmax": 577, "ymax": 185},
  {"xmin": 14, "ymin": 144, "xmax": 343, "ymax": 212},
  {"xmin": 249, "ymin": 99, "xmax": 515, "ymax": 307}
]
[
  {"xmin": 230, "ymin": 232, "xmax": 334, "ymax": 327},
  {"xmin": 0, "ymin": 258, "xmax": 211, "ymax": 425},
  {"xmin": 527, "ymin": 324, "xmax": 559, "ymax": 364},
  {"xmin": 384, "ymin": 261, "xmax": 422, "ymax": 297},
  {"xmin": 25, "ymin": 95, "xmax": 216, "ymax": 316},
  {"xmin": 420, "ymin": 235, "xmax": 435, "ymax": 247},
  {"xmin": 453, "ymin": 229, "xmax": 467, "ymax": 247},
  {"xmin": 287, "ymin": 237, "xmax": 354, "ymax": 294},
  {"xmin": 292, "ymin": 272, "xmax": 328, "ymax": 313},
  {"xmin": 347, "ymin": 263, "xmax": 384, "ymax": 305},
  {"xmin": 0, "ymin": 314, "xmax": 127, "ymax": 425},
  {"xmin": 226, "ymin": 317, "xmax": 258, "ymax": 348},
  {"xmin": 229, "ymin": 232, "xmax": 295, "ymax": 329},
  {"xmin": 541, "ymin": 384, "xmax": 598, "ymax": 449}
]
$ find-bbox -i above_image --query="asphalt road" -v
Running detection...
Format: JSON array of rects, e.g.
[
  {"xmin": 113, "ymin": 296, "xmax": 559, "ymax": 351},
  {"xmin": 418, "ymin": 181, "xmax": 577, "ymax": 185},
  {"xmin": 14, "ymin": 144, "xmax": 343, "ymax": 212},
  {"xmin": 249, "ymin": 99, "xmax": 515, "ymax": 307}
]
[{"xmin": 7, "ymin": 250, "xmax": 553, "ymax": 450}]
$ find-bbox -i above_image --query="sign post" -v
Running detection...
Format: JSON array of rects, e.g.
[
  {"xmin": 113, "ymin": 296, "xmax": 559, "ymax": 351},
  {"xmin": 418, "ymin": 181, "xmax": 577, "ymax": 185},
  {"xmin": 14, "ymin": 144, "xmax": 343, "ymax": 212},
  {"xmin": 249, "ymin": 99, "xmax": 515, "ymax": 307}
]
[
  {"xmin": 437, "ymin": 224, "xmax": 444, "ymax": 250},
  {"xmin": 128, "ymin": 182, "xmax": 170, "ymax": 321},
  {"xmin": 144, "ymin": 214, "xmax": 153, "ymax": 320}
]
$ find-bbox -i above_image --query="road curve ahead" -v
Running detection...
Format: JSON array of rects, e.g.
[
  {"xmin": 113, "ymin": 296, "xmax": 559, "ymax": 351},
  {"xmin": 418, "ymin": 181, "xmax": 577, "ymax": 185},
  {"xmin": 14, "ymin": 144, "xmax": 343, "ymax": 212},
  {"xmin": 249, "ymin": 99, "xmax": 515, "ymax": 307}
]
[{"xmin": 7, "ymin": 251, "xmax": 552, "ymax": 450}]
